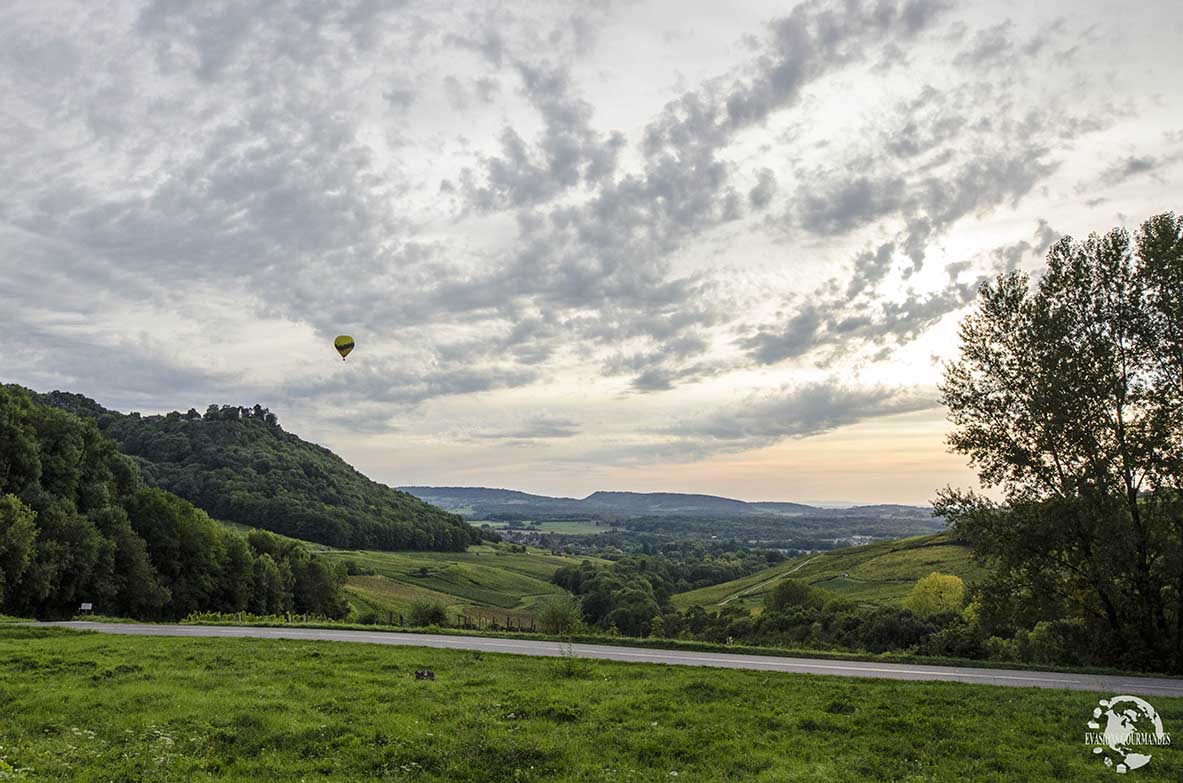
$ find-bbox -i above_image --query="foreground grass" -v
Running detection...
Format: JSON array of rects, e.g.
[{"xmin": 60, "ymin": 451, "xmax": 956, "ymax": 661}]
[
  {"xmin": 672, "ymin": 532, "xmax": 982, "ymax": 611},
  {"xmin": 2, "ymin": 627, "xmax": 1181, "ymax": 781}
]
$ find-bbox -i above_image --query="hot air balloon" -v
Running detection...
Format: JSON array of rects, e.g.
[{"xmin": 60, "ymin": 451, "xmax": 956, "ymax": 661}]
[{"xmin": 334, "ymin": 335, "xmax": 355, "ymax": 361}]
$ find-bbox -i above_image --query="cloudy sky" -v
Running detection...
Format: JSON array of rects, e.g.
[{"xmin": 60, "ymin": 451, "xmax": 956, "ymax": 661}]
[{"xmin": 3, "ymin": 0, "xmax": 1180, "ymax": 504}]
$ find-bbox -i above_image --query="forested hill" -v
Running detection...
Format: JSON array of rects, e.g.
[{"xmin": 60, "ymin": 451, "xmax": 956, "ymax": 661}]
[
  {"xmin": 0, "ymin": 384, "xmax": 347, "ymax": 619},
  {"xmin": 37, "ymin": 390, "xmax": 480, "ymax": 552}
]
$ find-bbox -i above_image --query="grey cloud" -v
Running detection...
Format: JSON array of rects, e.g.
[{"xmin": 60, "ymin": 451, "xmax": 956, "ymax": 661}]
[
  {"xmin": 952, "ymin": 18, "xmax": 1063, "ymax": 69},
  {"xmin": 0, "ymin": 318, "xmax": 239, "ymax": 414},
  {"xmin": 462, "ymin": 61, "xmax": 625, "ymax": 210},
  {"xmin": 289, "ymin": 361, "xmax": 540, "ymax": 408},
  {"xmin": 444, "ymin": 15, "xmax": 508, "ymax": 67},
  {"xmin": 742, "ymin": 273, "xmax": 982, "ymax": 366},
  {"xmin": 720, "ymin": 0, "xmax": 951, "ymax": 131},
  {"xmin": 799, "ymin": 172, "xmax": 907, "ymax": 235},
  {"xmin": 748, "ymin": 168, "xmax": 778, "ymax": 209},
  {"xmin": 600, "ymin": 331, "xmax": 733, "ymax": 392},
  {"xmin": 797, "ymin": 144, "xmax": 1056, "ymax": 240},
  {"xmin": 473, "ymin": 415, "xmax": 581, "ymax": 440},
  {"xmin": 0, "ymin": 0, "xmax": 1119, "ymax": 424},
  {"xmin": 987, "ymin": 219, "xmax": 1061, "ymax": 273},
  {"xmin": 667, "ymin": 381, "xmax": 939, "ymax": 453},
  {"xmin": 742, "ymin": 221, "xmax": 1061, "ymax": 367},
  {"xmin": 952, "ymin": 21, "xmax": 1016, "ymax": 68},
  {"xmin": 1098, "ymin": 155, "xmax": 1158, "ymax": 185},
  {"xmin": 444, "ymin": 75, "xmax": 469, "ymax": 110},
  {"xmin": 383, "ymin": 86, "xmax": 416, "ymax": 109},
  {"xmin": 846, "ymin": 241, "xmax": 897, "ymax": 298},
  {"xmin": 458, "ymin": 0, "xmax": 956, "ymax": 388},
  {"xmin": 742, "ymin": 305, "xmax": 822, "ymax": 365},
  {"xmin": 473, "ymin": 76, "xmax": 500, "ymax": 102}
]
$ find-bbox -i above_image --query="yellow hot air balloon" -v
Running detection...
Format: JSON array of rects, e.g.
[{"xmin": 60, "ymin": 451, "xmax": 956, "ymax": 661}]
[{"xmin": 334, "ymin": 335, "xmax": 355, "ymax": 361}]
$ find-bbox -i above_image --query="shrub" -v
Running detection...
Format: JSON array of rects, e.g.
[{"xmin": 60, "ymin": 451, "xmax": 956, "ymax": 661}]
[
  {"xmin": 765, "ymin": 580, "xmax": 822, "ymax": 612},
  {"xmin": 537, "ymin": 595, "xmax": 583, "ymax": 635},
  {"xmin": 985, "ymin": 635, "xmax": 1021, "ymax": 662},
  {"xmin": 409, "ymin": 600, "xmax": 448, "ymax": 627},
  {"xmin": 1028, "ymin": 619, "xmax": 1088, "ymax": 666},
  {"xmin": 905, "ymin": 573, "xmax": 966, "ymax": 617}
]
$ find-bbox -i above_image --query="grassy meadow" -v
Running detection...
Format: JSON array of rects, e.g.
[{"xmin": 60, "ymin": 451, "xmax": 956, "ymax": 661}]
[
  {"xmin": 2, "ymin": 626, "xmax": 1180, "ymax": 782},
  {"xmin": 316, "ymin": 545, "xmax": 605, "ymax": 624},
  {"xmin": 672, "ymin": 533, "xmax": 982, "ymax": 611}
]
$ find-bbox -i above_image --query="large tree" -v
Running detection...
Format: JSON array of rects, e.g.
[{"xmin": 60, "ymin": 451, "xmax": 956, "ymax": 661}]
[{"xmin": 936, "ymin": 212, "xmax": 1183, "ymax": 671}]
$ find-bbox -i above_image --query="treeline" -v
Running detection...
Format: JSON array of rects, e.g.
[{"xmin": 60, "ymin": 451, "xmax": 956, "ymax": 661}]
[
  {"xmin": 553, "ymin": 550, "xmax": 783, "ymax": 635},
  {"xmin": 548, "ymin": 563, "xmax": 1070, "ymax": 665},
  {"xmin": 39, "ymin": 391, "xmax": 481, "ymax": 552},
  {"xmin": 0, "ymin": 385, "xmax": 346, "ymax": 619},
  {"xmin": 665, "ymin": 579, "xmax": 979, "ymax": 657}
]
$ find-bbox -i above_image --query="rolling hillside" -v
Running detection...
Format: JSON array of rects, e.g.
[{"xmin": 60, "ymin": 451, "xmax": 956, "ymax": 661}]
[
  {"xmin": 671, "ymin": 532, "xmax": 982, "ymax": 611},
  {"xmin": 317, "ymin": 545, "xmax": 606, "ymax": 625},
  {"xmin": 36, "ymin": 390, "xmax": 480, "ymax": 552}
]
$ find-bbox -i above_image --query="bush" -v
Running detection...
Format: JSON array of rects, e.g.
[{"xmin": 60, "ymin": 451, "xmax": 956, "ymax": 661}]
[
  {"xmin": 920, "ymin": 615, "xmax": 985, "ymax": 659},
  {"xmin": 985, "ymin": 635, "xmax": 1021, "ymax": 662},
  {"xmin": 537, "ymin": 595, "xmax": 583, "ymax": 635},
  {"xmin": 765, "ymin": 580, "xmax": 822, "ymax": 612},
  {"xmin": 409, "ymin": 600, "xmax": 448, "ymax": 627},
  {"xmin": 905, "ymin": 573, "xmax": 966, "ymax": 617},
  {"xmin": 1028, "ymin": 619, "xmax": 1088, "ymax": 666}
]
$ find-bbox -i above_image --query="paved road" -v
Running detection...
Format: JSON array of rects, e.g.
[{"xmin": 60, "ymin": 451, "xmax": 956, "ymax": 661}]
[{"xmin": 41, "ymin": 622, "xmax": 1183, "ymax": 698}]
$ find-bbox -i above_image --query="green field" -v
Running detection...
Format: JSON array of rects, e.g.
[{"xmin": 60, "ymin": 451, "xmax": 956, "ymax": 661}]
[
  {"xmin": 484, "ymin": 520, "xmax": 614, "ymax": 536},
  {"xmin": 318, "ymin": 545, "xmax": 604, "ymax": 623},
  {"xmin": 2, "ymin": 626, "xmax": 1179, "ymax": 781},
  {"xmin": 672, "ymin": 533, "xmax": 983, "ymax": 611}
]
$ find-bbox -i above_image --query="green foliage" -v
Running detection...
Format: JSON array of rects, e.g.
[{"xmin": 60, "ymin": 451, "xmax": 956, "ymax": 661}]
[
  {"xmin": 938, "ymin": 212, "xmax": 1183, "ymax": 672},
  {"xmin": 0, "ymin": 494, "xmax": 36, "ymax": 603},
  {"xmin": 0, "ymin": 385, "xmax": 346, "ymax": 620},
  {"xmin": 39, "ymin": 392, "xmax": 480, "ymax": 552},
  {"xmin": 905, "ymin": 572, "xmax": 966, "ymax": 617},
  {"xmin": 554, "ymin": 548, "xmax": 780, "ymax": 637},
  {"xmin": 765, "ymin": 579, "xmax": 822, "ymax": 612},
  {"xmin": 536, "ymin": 594, "xmax": 583, "ymax": 635},
  {"xmin": 409, "ymin": 599, "xmax": 448, "ymax": 627}
]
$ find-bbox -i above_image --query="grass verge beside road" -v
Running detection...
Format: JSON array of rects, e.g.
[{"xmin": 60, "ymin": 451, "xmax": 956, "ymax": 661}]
[
  {"xmin": 169, "ymin": 615, "xmax": 1180, "ymax": 680},
  {"xmin": 3, "ymin": 626, "xmax": 1181, "ymax": 781}
]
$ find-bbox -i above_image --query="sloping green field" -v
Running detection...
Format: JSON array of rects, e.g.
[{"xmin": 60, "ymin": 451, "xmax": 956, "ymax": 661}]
[
  {"xmin": 672, "ymin": 533, "xmax": 982, "ymax": 611},
  {"xmin": 318, "ymin": 545, "xmax": 604, "ymax": 622}
]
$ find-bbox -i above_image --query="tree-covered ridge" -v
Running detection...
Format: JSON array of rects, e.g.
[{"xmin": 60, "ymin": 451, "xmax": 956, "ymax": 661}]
[
  {"xmin": 0, "ymin": 384, "xmax": 346, "ymax": 619},
  {"xmin": 39, "ymin": 392, "xmax": 480, "ymax": 553}
]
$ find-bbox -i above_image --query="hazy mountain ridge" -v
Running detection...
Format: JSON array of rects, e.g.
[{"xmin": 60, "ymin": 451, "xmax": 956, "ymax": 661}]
[
  {"xmin": 400, "ymin": 486, "xmax": 931, "ymax": 520},
  {"xmin": 399, "ymin": 486, "xmax": 944, "ymax": 549}
]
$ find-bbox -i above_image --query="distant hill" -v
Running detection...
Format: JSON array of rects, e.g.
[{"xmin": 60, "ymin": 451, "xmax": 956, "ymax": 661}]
[
  {"xmin": 400, "ymin": 486, "xmax": 944, "ymax": 549},
  {"xmin": 38, "ymin": 391, "xmax": 480, "ymax": 552}
]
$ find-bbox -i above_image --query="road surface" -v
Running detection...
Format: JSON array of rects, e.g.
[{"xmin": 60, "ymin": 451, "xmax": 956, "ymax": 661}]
[{"xmin": 40, "ymin": 622, "xmax": 1183, "ymax": 698}]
